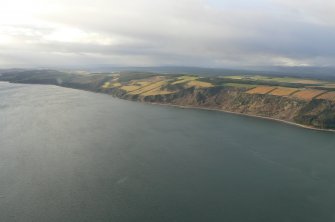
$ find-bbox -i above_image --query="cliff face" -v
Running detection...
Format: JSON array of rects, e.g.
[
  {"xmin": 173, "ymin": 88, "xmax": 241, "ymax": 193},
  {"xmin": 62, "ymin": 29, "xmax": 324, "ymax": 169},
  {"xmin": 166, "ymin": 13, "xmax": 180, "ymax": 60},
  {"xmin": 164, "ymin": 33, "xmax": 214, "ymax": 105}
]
[
  {"xmin": 1, "ymin": 70, "xmax": 335, "ymax": 130},
  {"xmin": 105, "ymin": 86, "xmax": 335, "ymax": 130}
]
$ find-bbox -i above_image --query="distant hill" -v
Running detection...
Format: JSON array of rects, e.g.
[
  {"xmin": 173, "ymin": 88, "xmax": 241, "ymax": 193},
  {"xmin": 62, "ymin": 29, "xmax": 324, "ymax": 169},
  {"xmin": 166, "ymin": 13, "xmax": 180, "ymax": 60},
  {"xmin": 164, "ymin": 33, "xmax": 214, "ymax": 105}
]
[{"xmin": 5, "ymin": 65, "xmax": 333, "ymax": 81}]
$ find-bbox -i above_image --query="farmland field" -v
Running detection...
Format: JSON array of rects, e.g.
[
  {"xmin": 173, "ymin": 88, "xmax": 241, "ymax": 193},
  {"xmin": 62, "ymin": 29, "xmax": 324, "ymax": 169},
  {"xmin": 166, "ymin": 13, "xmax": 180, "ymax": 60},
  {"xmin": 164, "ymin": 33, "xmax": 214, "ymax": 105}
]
[
  {"xmin": 121, "ymin": 85, "xmax": 142, "ymax": 92},
  {"xmin": 291, "ymin": 89, "xmax": 326, "ymax": 101},
  {"xmin": 224, "ymin": 75, "xmax": 324, "ymax": 85},
  {"xmin": 101, "ymin": 82, "xmax": 122, "ymax": 89},
  {"xmin": 246, "ymin": 86, "xmax": 276, "ymax": 94},
  {"xmin": 101, "ymin": 82, "xmax": 112, "ymax": 89},
  {"xmin": 186, "ymin": 80, "xmax": 213, "ymax": 88},
  {"xmin": 269, "ymin": 87, "xmax": 299, "ymax": 96},
  {"xmin": 112, "ymin": 82, "xmax": 122, "ymax": 87},
  {"xmin": 95, "ymin": 73, "xmax": 335, "ymax": 102},
  {"xmin": 141, "ymin": 88, "xmax": 176, "ymax": 96},
  {"xmin": 316, "ymin": 92, "xmax": 335, "ymax": 101},
  {"xmin": 172, "ymin": 76, "xmax": 198, "ymax": 85},
  {"xmin": 128, "ymin": 81, "xmax": 167, "ymax": 95}
]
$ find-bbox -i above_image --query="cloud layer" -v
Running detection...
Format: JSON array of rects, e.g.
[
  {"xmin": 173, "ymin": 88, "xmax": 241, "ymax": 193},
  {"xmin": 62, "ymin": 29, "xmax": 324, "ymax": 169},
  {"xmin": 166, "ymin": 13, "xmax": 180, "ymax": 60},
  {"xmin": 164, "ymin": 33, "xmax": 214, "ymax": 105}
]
[{"xmin": 0, "ymin": 0, "xmax": 334, "ymax": 68}]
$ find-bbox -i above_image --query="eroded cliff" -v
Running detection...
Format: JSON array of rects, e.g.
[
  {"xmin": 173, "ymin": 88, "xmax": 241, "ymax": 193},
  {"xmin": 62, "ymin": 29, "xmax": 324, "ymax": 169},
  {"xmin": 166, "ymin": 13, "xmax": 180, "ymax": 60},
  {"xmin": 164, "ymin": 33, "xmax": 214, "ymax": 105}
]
[{"xmin": 1, "ymin": 70, "xmax": 335, "ymax": 130}]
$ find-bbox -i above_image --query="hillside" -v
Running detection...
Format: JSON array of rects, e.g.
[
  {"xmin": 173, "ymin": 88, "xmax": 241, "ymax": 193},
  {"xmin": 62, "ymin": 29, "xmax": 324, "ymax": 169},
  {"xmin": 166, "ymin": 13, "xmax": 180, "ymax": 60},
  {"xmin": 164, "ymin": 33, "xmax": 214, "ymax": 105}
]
[{"xmin": 1, "ymin": 69, "xmax": 335, "ymax": 130}]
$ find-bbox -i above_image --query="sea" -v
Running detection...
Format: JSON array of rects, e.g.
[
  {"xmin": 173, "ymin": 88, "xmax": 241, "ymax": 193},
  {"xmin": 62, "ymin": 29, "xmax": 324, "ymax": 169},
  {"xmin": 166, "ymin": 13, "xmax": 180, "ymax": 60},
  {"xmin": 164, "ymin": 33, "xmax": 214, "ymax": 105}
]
[{"xmin": 0, "ymin": 82, "xmax": 335, "ymax": 222}]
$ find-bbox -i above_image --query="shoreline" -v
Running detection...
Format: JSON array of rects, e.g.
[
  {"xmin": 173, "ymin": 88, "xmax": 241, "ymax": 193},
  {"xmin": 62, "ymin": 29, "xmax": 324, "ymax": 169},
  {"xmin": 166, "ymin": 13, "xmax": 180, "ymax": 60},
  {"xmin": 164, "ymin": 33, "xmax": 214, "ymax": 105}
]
[
  {"xmin": 147, "ymin": 102, "xmax": 335, "ymax": 133},
  {"xmin": 1, "ymin": 80, "xmax": 334, "ymax": 133}
]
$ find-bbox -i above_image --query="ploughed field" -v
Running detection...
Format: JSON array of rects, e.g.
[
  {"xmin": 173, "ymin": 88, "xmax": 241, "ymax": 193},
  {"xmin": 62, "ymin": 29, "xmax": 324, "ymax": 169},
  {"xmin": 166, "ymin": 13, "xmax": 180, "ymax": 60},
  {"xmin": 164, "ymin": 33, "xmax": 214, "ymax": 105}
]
[{"xmin": 0, "ymin": 70, "xmax": 335, "ymax": 129}]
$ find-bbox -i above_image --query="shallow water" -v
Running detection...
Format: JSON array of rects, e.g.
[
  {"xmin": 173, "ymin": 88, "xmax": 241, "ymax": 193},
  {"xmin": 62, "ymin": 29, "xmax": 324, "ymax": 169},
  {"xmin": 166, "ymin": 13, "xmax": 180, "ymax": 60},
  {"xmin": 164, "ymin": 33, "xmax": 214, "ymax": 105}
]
[{"xmin": 0, "ymin": 82, "xmax": 335, "ymax": 222}]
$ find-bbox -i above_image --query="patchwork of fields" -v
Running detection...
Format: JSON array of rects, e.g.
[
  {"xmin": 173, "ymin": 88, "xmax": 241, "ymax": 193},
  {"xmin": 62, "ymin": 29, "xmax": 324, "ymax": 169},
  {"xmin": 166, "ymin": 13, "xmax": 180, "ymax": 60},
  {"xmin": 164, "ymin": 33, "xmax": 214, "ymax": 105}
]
[
  {"xmin": 246, "ymin": 86, "xmax": 328, "ymax": 101},
  {"xmin": 269, "ymin": 87, "xmax": 299, "ymax": 96},
  {"xmin": 291, "ymin": 90, "xmax": 326, "ymax": 101},
  {"xmin": 1, "ymin": 70, "xmax": 335, "ymax": 130},
  {"xmin": 100, "ymin": 74, "xmax": 335, "ymax": 102},
  {"xmin": 101, "ymin": 75, "xmax": 213, "ymax": 96},
  {"xmin": 317, "ymin": 92, "xmax": 335, "ymax": 101},
  {"xmin": 247, "ymin": 86, "xmax": 276, "ymax": 95}
]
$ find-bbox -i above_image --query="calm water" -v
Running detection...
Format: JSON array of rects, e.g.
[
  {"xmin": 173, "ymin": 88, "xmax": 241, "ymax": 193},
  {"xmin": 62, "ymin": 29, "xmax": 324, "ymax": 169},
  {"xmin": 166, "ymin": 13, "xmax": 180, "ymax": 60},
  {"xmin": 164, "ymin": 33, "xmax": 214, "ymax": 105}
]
[{"xmin": 0, "ymin": 82, "xmax": 335, "ymax": 222}]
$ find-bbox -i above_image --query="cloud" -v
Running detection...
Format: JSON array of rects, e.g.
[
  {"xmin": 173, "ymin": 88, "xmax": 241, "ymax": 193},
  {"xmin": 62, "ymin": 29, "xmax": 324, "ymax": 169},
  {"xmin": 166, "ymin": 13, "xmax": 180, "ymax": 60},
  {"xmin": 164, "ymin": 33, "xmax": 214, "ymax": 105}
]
[
  {"xmin": 272, "ymin": 0, "xmax": 335, "ymax": 26},
  {"xmin": 0, "ymin": 0, "xmax": 334, "ymax": 68}
]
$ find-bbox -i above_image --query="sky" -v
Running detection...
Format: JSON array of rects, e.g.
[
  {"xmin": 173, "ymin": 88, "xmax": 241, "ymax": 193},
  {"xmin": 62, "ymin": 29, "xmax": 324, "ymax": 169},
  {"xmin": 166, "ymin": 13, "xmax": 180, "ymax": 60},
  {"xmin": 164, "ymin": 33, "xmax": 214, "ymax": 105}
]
[{"xmin": 0, "ymin": 0, "xmax": 334, "ymax": 68}]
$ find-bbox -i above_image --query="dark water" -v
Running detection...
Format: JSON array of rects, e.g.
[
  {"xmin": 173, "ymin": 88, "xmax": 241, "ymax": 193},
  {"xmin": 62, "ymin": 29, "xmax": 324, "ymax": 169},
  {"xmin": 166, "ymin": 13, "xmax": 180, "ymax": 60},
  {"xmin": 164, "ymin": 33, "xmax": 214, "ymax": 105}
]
[{"xmin": 0, "ymin": 82, "xmax": 335, "ymax": 222}]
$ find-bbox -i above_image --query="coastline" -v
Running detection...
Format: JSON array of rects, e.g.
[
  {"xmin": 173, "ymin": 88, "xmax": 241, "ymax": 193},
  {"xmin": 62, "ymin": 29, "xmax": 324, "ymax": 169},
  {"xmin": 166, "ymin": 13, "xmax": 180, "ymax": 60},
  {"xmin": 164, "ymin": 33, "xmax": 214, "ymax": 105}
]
[
  {"xmin": 1, "ymin": 80, "xmax": 334, "ymax": 133},
  {"xmin": 147, "ymin": 102, "xmax": 335, "ymax": 133}
]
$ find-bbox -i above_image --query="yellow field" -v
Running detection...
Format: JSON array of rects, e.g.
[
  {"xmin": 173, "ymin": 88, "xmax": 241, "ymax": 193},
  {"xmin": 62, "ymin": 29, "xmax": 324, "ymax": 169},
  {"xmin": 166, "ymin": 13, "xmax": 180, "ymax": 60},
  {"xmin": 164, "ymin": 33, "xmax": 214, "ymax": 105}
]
[
  {"xmin": 316, "ymin": 92, "xmax": 335, "ymax": 101},
  {"xmin": 101, "ymin": 81, "xmax": 122, "ymax": 89},
  {"xmin": 291, "ymin": 89, "xmax": 325, "ymax": 100},
  {"xmin": 141, "ymin": 89, "xmax": 176, "ymax": 96},
  {"xmin": 134, "ymin": 81, "xmax": 151, "ymax": 86},
  {"xmin": 269, "ymin": 87, "xmax": 299, "ymax": 96},
  {"xmin": 186, "ymin": 80, "xmax": 213, "ymax": 88},
  {"xmin": 120, "ymin": 85, "xmax": 141, "ymax": 92},
  {"xmin": 120, "ymin": 80, "xmax": 153, "ymax": 92},
  {"xmin": 128, "ymin": 81, "xmax": 167, "ymax": 95},
  {"xmin": 246, "ymin": 86, "xmax": 276, "ymax": 95},
  {"xmin": 101, "ymin": 82, "xmax": 111, "ymax": 89},
  {"xmin": 172, "ymin": 76, "xmax": 198, "ymax": 85},
  {"xmin": 111, "ymin": 82, "xmax": 122, "ymax": 87}
]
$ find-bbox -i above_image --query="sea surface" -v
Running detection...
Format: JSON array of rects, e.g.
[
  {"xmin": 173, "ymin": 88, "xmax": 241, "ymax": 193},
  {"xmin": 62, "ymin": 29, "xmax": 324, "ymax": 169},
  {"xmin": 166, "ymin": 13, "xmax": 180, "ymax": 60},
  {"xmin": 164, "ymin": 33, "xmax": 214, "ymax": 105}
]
[{"xmin": 1, "ymin": 82, "xmax": 335, "ymax": 222}]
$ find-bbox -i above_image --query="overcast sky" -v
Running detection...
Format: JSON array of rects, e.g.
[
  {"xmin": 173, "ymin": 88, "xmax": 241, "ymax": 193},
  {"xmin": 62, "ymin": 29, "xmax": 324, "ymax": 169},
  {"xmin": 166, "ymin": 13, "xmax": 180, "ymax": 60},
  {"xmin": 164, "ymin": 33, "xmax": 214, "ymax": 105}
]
[{"xmin": 0, "ymin": 0, "xmax": 334, "ymax": 68}]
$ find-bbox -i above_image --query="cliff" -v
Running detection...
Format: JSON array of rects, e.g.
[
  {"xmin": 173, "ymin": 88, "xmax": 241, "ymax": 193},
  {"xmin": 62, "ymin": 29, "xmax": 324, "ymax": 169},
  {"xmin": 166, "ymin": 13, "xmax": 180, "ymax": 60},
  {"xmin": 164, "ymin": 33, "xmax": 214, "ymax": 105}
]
[
  {"xmin": 104, "ymin": 86, "xmax": 335, "ymax": 130},
  {"xmin": 1, "ymin": 69, "xmax": 335, "ymax": 130}
]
